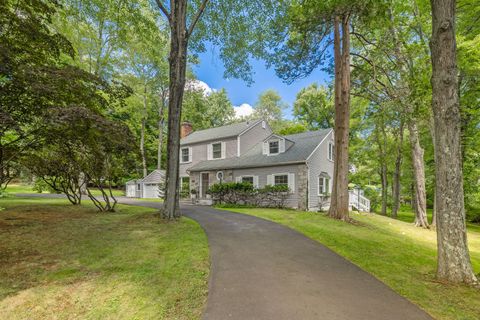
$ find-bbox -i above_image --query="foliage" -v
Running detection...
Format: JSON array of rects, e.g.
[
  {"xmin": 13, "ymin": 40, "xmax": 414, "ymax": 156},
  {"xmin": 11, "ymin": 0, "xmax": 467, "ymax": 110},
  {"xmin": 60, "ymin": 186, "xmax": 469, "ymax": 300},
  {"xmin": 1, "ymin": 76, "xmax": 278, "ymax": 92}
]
[
  {"xmin": 252, "ymin": 89, "xmax": 287, "ymax": 122},
  {"xmin": 182, "ymin": 88, "xmax": 235, "ymax": 130},
  {"xmin": 293, "ymin": 83, "xmax": 334, "ymax": 129},
  {"xmin": 0, "ymin": 0, "xmax": 113, "ymax": 189},
  {"xmin": 208, "ymin": 182, "xmax": 290, "ymax": 208}
]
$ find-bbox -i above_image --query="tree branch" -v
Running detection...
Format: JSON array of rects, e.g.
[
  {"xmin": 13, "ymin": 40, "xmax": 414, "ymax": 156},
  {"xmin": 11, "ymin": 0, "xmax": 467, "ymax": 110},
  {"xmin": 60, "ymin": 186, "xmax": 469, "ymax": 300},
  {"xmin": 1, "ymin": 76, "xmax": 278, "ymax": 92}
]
[
  {"xmin": 155, "ymin": 0, "xmax": 171, "ymax": 21},
  {"xmin": 187, "ymin": 0, "xmax": 209, "ymax": 38}
]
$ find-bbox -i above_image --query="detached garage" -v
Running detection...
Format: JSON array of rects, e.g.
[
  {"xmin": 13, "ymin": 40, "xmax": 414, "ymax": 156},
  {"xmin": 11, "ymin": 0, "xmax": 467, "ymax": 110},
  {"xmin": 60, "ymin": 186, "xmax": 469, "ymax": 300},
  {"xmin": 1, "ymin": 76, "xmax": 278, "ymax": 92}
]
[{"xmin": 125, "ymin": 169, "xmax": 165, "ymax": 199}]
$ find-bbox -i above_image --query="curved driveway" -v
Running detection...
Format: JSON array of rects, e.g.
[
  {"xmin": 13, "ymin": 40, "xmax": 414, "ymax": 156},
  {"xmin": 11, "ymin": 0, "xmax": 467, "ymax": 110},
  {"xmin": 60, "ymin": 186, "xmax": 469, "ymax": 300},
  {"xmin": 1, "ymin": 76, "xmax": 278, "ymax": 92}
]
[{"xmin": 118, "ymin": 199, "xmax": 432, "ymax": 320}]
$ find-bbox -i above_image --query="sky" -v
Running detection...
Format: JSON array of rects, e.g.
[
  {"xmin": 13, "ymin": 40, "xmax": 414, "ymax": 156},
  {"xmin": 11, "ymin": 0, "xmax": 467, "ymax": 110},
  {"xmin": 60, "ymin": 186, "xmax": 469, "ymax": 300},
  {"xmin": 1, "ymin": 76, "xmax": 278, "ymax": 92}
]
[{"xmin": 193, "ymin": 45, "xmax": 331, "ymax": 119}]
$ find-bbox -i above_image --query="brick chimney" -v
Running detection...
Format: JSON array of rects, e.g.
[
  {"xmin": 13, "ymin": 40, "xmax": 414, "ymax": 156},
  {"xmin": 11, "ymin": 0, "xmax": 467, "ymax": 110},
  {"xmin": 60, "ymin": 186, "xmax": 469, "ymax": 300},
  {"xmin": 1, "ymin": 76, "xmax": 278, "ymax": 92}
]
[{"xmin": 180, "ymin": 122, "xmax": 193, "ymax": 138}]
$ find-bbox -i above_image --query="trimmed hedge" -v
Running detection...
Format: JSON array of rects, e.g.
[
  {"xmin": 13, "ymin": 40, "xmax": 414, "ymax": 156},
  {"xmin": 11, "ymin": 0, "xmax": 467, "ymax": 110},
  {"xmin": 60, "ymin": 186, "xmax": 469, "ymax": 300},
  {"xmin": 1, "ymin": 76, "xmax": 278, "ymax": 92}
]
[{"xmin": 208, "ymin": 182, "xmax": 290, "ymax": 208}]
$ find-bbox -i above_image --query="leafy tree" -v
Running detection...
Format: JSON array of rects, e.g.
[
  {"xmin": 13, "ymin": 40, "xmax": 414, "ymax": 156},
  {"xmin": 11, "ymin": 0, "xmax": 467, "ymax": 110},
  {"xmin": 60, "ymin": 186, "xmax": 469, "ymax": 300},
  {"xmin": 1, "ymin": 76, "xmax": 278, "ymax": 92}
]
[
  {"xmin": 253, "ymin": 89, "xmax": 287, "ymax": 122},
  {"xmin": 293, "ymin": 83, "xmax": 334, "ymax": 129},
  {"xmin": 0, "ymin": 0, "xmax": 112, "ymax": 191},
  {"xmin": 154, "ymin": 0, "xmax": 281, "ymax": 219}
]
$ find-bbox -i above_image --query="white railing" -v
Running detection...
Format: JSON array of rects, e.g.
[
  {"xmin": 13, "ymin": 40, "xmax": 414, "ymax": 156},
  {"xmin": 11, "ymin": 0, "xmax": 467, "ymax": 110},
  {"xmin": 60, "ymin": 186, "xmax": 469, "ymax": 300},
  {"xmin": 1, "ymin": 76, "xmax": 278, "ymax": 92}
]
[{"xmin": 349, "ymin": 190, "xmax": 370, "ymax": 212}]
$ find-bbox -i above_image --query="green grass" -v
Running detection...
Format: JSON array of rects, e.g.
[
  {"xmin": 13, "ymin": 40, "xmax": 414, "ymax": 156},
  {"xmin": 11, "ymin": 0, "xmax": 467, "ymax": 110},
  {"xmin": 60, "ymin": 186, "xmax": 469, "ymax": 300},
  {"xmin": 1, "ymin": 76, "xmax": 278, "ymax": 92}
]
[
  {"xmin": 218, "ymin": 206, "xmax": 480, "ymax": 320},
  {"xmin": 0, "ymin": 197, "xmax": 209, "ymax": 319},
  {"xmin": 3, "ymin": 183, "xmax": 125, "ymax": 197}
]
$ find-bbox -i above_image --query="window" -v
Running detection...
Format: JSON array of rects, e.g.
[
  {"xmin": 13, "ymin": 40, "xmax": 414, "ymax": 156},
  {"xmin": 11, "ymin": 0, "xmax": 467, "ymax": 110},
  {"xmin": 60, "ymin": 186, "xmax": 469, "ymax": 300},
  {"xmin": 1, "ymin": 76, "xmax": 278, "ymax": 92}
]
[
  {"xmin": 241, "ymin": 176, "xmax": 254, "ymax": 185},
  {"xmin": 180, "ymin": 176, "xmax": 190, "ymax": 191},
  {"xmin": 319, "ymin": 176, "xmax": 330, "ymax": 195},
  {"xmin": 181, "ymin": 147, "xmax": 190, "ymax": 163},
  {"xmin": 212, "ymin": 143, "xmax": 222, "ymax": 159},
  {"xmin": 274, "ymin": 174, "xmax": 288, "ymax": 186},
  {"xmin": 328, "ymin": 142, "xmax": 334, "ymax": 161},
  {"xmin": 136, "ymin": 184, "xmax": 141, "ymax": 191},
  {"xmin": 269, "ymin": 140, "xmax": 279, "ymax": 154}
]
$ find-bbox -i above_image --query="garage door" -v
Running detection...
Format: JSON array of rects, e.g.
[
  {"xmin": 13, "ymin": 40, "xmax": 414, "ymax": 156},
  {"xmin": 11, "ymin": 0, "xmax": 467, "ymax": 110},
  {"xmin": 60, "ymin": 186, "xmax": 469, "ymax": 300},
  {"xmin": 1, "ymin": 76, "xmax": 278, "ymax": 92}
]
[{"xmin": 143, "ymin": 184, "xmax": 160, "ymax": 198}]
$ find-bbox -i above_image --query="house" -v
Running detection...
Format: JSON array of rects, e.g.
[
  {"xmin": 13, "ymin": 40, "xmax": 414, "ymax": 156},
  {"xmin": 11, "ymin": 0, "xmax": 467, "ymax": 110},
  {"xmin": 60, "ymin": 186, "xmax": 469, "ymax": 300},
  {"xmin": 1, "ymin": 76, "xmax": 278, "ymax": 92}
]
[
  {"xmin": 178, "ymin": 119, "xmax": 369, "ymax": 211},
  {"xmin": 125, "ymin": 169, "xmax": 165, "ymax": 199}
]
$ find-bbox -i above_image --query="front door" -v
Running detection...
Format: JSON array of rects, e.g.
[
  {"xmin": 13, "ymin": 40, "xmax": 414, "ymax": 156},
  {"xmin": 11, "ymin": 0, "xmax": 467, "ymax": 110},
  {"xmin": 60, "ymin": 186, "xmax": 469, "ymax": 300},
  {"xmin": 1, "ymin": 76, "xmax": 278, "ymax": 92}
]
[{"xmin": 201, "ymin": 173, "xmax": 209, "ymax": 198}]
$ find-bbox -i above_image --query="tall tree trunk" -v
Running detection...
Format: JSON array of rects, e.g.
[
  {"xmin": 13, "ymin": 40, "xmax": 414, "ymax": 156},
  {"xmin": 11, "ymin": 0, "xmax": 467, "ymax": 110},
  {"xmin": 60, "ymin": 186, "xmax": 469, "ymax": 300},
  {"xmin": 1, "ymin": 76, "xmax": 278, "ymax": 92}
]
[
  {"xmin": 163, "ymin": 0, "xmax": 188, "ymax": 220},
  {"xmin": 391, "ymin": 121, "xmax": 404, "ymax": 218},
  {"xmin": 140, "ymin": 84, "xmax": 148, "ymax": 178},
  {"xmin": 374, "ymin": 122, "xmax": 388, "ymax": 216},
  {"xmin": 408, "ymin": 121, "xmax": 429, "ymax": 228},
  {"xmin": 431, "ymin": 0, "xmax": 477, "ymax": 285},
  {"xmin": 157, "ymin": 89, "xmax": 167, "ymax": 170},
  {"xmin": 328, "ymin": 15, "xmax": 351, "ymax": 221},
  {"xmin": 429, "ymin": 116, "xmax": 437, "ymax": 228}
]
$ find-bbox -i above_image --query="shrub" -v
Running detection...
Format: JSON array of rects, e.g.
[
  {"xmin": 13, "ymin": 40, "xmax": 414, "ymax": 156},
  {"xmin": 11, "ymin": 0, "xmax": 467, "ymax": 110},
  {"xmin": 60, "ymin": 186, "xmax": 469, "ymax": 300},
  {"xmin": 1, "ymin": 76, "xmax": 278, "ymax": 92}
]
[{"xmin": 208, "ymin": 182, "xmax": 290, "ymax": 208}]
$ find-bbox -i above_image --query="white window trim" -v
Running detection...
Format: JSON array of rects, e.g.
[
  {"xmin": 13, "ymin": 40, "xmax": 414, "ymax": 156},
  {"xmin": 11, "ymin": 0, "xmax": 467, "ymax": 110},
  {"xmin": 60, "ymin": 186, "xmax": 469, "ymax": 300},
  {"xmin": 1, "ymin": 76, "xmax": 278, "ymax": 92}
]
[
  {"xmin": 180, "ymin": 176, "xmax": 190, "ymax": 191},
  {"xmin": 269, "ymin": 172, "xmax": 295, "ymax": 193},
  {"xmin": 208, "ymin": 141, "xmax": 226, "ymax": 160},
  {"xmin": 318, "ymin": 176, "xmax": 330, "ymax": 196},
  {"xmin": 328, "ymin": 141, "xmax": 334, "ymax": 161},
  {"xmin": 180, "ymin": 147, "xmax": 192, "ymax": 164}
]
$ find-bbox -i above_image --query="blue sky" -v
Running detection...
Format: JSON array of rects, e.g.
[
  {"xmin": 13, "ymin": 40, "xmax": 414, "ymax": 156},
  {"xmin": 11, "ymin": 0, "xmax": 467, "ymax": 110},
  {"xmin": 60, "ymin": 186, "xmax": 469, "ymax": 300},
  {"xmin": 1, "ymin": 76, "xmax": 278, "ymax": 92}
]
[{"xmin": 193, "ymin": 46, "xmax": 331, "ymax": 119}]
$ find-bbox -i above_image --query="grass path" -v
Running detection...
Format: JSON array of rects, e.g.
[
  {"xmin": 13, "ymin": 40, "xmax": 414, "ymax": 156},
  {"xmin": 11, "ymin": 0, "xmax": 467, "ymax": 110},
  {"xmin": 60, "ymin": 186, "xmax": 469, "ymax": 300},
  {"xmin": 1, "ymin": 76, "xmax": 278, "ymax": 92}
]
[
  {"xmin": 219, "ymin": 207, "xmax": 480, "ymax": 320},
  {"xmin": 0, "ymin": 197, "xmax": 209, "ymax": 319}
]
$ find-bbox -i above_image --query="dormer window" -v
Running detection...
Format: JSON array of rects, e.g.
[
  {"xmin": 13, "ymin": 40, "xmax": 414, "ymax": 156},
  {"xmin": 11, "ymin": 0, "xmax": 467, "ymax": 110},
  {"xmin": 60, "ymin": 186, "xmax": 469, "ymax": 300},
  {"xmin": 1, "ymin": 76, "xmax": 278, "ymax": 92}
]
[
  {"xmin": 212, "ymin": 143, "xmax": 222, "ymax": 159},
  {"xmin": 269, "ymin": 140, "xmax": 279, "ymax": 155}
]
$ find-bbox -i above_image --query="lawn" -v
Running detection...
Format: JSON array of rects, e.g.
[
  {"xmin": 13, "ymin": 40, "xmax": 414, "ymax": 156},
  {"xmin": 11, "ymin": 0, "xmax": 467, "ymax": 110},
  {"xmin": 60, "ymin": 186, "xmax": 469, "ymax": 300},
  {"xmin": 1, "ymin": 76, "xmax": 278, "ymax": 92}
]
[
  {"xmin": 0, "ymin": 197, "xmax": 209, "ymax": 319},
  {"xmin": 219, "ymin": 206, "xmax": 480, "ymax": 320},
  {"xmin": 3, "ymin": 183, "xmax": 125, "ymax": 197}
]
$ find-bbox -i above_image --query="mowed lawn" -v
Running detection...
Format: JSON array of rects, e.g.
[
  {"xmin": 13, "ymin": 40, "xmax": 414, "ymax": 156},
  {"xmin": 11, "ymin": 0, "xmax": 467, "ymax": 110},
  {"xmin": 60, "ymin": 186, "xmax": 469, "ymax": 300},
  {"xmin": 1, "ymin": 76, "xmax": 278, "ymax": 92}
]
[
  {"xmin": 4, "ymin": 184, "xmax": 125, "ymax": 197},
  {"xmin": 219, "ymin": 207, "xmax": 480, "ymax": 320},
  {"xmin": 0, "ymin": 197, "xmax": 209, "ymax": 319}
]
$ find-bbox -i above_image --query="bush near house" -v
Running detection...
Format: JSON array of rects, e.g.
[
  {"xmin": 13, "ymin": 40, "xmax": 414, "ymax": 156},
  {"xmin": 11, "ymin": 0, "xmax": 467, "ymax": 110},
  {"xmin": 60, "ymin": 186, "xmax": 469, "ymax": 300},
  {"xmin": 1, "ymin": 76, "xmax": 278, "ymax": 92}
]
[{"xmin": 208, "ymin": 182, "xmax": 289, "ymax": 208}]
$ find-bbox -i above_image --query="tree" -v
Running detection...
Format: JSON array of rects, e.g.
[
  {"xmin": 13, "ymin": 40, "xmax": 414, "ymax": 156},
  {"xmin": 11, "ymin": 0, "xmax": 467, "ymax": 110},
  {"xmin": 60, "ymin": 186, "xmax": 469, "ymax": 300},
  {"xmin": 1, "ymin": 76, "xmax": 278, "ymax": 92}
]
[
  {"xmin": 154, "ymin": 0, "xmax": 279, "ymax": 219},
  {"xmin": 256, "ymin": 0, "xmax": 381, "ymax": 221},
  {"xmin": 293, "ymin": 83, "xmax": 334, "ymax": 129},
  {"xmin": 0, "ymin": 0, "xmax": 114, "ymax": 191},
  {"xmin": 253, "ymin": 89, "xmax": 286, "ymax": 122},
  {"xmin": 430, "ymin": 0, "xmax": 478, "ymax": 285}
]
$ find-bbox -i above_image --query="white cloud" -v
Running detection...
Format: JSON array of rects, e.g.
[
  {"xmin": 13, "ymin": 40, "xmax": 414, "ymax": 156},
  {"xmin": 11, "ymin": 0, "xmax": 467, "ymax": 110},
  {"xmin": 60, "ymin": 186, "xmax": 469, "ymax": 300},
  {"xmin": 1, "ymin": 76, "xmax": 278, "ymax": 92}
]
[
  {"xmin": 185, "ymin": 79, "xmax": 215, "ymax": 96},
  {"xmin": 234, "ymin": 103, "xmax": 254, "ymax": 118}
]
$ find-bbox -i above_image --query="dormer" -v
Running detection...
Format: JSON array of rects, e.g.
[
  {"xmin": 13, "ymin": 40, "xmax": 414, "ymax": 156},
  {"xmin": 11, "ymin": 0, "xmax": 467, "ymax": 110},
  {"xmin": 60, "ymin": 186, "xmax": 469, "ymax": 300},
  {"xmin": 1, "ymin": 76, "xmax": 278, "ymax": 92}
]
[{"xmin": 262, "ymin": 134, "xmax": 293, "ymax": 156}]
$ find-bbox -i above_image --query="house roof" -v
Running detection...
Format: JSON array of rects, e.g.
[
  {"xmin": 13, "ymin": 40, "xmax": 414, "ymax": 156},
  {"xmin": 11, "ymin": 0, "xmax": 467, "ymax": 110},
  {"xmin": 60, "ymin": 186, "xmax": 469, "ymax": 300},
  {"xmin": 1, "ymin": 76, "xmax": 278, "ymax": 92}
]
[
  {"xmin": 141, "ymin": 169, "xmax": 165, "ymax": 183},
  {"xmin": 180, "ymin": 120, "xmax": 262, "ymax": 145},
  {"xmin": 188, "ymin": 129, "xmax": 332, "ymax": 172}
]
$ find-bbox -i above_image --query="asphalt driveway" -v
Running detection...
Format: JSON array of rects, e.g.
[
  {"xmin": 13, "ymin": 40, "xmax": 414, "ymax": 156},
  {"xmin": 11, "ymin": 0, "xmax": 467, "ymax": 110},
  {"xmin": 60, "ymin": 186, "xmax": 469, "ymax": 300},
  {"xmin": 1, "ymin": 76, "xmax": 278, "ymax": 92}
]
[{"xmin": 117, "ymin": 199, "xmax": 433, "ymax": 320}]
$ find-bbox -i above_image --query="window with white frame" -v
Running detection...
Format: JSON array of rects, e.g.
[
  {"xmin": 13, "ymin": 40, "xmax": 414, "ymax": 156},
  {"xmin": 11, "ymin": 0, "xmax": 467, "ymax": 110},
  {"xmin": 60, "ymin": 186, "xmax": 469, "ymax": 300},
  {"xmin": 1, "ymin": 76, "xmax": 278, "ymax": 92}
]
[
  {"xmin": 274, "ymin": 174, "xmax": 288, "ymax": 186},
  {"xmin": 269, "ymin": 140, "xmax": 279, "ymax": 154},
  {"xmin": 212, "ymin": 143, "xmax": 222, "ymax": 159},
  {"xmin": 181, "ymin": 147, "xmax": 190, "ymax": 163},
  {"xmin": 318, "ymin": 175, "xmax": 330, "ymax": 195},
  {"xmin": 328, "ymin": 142, "xmax": 334, "ymax": 161},
  {"xmin": 241, "ymin": 176, "xmax": 254, "ymax": 185}
]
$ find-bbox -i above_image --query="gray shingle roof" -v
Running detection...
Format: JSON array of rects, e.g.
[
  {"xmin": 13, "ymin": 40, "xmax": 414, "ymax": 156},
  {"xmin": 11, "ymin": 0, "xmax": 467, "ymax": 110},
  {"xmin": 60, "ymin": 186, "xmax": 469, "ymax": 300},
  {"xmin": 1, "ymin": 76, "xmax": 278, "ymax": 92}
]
[
  {"xmin": 188, "ymin": 129, "xmax": 332, "ymax": 171},
  {"xmin": 180, "ymin": 120, "xmax": 262, "ymax": 145},
  {"xmin": 141, "ymin": 169, "xmax": 165, "ymax": 183}
]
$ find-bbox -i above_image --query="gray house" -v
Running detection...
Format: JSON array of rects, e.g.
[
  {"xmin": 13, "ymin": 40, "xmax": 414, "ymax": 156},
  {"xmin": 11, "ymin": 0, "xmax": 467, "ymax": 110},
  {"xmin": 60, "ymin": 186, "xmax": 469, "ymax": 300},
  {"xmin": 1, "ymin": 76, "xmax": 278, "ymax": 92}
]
[{"xmin": 178, "ymin": 119, "xmax": 370, "ymax": 211}]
